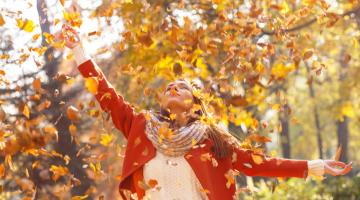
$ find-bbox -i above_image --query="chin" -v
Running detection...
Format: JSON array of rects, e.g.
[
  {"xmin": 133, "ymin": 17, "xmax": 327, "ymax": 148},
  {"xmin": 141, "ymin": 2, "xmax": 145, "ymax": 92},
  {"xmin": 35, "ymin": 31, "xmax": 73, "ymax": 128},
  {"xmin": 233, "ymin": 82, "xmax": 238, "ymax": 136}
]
[{"xmin": 163, "ymin": 99, "xmax": 188, "ymax": 112}]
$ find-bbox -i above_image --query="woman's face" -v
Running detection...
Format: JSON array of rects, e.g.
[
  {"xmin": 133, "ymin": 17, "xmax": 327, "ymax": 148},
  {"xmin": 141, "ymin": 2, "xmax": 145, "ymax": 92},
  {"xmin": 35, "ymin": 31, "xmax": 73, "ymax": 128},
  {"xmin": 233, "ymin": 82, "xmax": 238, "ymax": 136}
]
[{"xmin": 160, "ymin": 80, "xmax": 194, "ymax": 114}]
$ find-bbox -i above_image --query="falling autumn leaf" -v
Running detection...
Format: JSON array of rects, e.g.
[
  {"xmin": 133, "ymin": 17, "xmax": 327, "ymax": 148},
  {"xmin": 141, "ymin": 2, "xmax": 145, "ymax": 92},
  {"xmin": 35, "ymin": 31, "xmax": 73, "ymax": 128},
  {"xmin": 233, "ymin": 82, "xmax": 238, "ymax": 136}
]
[
  {"xmin": 67, "ymin": 106, "xmax": 80, "ymax": 121},
  {"xmin": 148, "ymin": 179, "xmax": 158, "ymax": 188},
  {"xmin": 334, "ymin": 145, "xmax": 342, "ymax": 161},
  {"xmin": 251, "ymin": 154, "xmax": 264, "ymax": 165},
  {"xmin": 100, "ymin": 133, "xmax": 113, "ymax": 147},
  {"xmin": 85, "ymin": 77, "xmax": 99, "ymax": 94},
  {"xmin": 69, "ymin": 123, "xmax": 77, "ymax": 137},
  {"xmin": 0, "ymin": 164, "xmax": 5, "ymax": 178},
  {"xmin": 50, "ymin": 165, "xmax": 69, "ymax": 181},
  {"xmin": 0, "ymin": 14, "xmax": 5, "ymax": 26},
  {"xmin": 16, "ymin": 18, "xmax": 36, "ymax": 32},
  {"xmin": 21, "ymin": 103, "xmax": 30, "ymax": 119}
]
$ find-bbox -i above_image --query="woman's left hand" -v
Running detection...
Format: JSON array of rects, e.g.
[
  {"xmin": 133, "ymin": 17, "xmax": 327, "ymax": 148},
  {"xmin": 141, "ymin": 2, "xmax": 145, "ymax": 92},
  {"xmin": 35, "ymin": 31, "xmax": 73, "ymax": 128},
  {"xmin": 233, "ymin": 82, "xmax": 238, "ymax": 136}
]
[{"xmin": 324, "ymin": 160, "xmax": 352, "ymax": 176}]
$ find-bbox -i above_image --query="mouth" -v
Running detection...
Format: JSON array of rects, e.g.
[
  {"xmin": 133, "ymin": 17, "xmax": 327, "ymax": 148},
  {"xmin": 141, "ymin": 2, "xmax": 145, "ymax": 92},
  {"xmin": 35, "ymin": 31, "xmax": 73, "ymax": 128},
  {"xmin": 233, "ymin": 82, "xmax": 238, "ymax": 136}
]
[{"xmin": 167, "ymin": 88, "xmax": 179, "ymax": 96}]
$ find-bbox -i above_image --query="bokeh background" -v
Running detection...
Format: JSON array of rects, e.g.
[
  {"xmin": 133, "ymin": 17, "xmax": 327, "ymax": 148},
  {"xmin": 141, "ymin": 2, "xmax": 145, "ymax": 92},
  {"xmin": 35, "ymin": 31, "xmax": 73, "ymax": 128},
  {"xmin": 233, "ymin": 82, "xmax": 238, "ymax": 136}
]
[{"xmin": 0, "ymin": 0, "xmax": 359, "ymax": 199}]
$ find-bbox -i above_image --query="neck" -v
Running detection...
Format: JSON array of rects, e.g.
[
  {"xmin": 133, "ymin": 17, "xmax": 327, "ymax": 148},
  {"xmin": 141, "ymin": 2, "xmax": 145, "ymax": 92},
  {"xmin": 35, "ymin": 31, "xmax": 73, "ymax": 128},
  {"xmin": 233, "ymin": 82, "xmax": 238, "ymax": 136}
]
[{"xmin": 169, "ymin": 108, "xmax": 190, "ymax": 128}]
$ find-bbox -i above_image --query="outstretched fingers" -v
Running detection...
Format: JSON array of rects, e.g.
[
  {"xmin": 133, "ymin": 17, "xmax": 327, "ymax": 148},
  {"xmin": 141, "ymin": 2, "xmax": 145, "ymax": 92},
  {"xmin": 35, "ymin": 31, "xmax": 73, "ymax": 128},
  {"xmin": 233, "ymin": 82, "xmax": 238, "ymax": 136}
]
[{"xmin": 325, "ymin": 161, "xmax": 353, "ymax": 176}]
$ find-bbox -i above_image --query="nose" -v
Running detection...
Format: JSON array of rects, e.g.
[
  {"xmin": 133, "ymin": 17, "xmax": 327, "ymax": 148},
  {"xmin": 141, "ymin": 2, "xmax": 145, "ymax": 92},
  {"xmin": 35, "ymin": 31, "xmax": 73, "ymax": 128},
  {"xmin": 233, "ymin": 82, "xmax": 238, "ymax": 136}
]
[{"xmin": 167, "ymin": 84, "xmax": 178, "ymax": 92}]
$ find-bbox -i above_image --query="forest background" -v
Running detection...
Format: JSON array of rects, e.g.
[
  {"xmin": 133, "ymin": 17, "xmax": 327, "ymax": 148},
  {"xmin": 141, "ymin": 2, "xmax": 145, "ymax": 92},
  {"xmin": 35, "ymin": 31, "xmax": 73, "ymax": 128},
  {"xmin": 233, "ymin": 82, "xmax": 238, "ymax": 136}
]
[{"xmin": 0, "ymin": 0, "xmax": 360, "ymax": 199}]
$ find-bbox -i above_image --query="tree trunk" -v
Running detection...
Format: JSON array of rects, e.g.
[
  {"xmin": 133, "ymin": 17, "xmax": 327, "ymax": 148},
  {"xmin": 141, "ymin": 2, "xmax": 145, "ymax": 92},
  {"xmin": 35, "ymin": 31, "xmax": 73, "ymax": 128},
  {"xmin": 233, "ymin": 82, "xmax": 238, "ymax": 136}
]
[
  {"xmin": 336, "ymin": 117, "xmax": 349, "ymax": 162},
  {"xmin": 279, "ymin": 103, "xmax": 291, "ymax": 158},
  {"xmin": 335, "ymin": 48, "xmax": 350, "ymax": 163},
  {"xmin": 36, "ymin": 0, "xmax": 92, "ymax": 196},
  {"xmin": 305, "ymin": 64, "xmax": 323, "ymax": 159}
]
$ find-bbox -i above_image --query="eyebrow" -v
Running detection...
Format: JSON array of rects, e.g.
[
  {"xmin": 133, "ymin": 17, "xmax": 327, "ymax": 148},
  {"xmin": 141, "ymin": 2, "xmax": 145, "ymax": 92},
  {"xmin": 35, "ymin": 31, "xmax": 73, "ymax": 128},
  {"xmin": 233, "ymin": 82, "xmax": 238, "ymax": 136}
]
[
  {"xmin": 178, "ymin": 82, "xmax": 191, "ymax": 89},
  {"xmin": 165, "ymin": 82, "xmax": 191, "ymax": 90}
]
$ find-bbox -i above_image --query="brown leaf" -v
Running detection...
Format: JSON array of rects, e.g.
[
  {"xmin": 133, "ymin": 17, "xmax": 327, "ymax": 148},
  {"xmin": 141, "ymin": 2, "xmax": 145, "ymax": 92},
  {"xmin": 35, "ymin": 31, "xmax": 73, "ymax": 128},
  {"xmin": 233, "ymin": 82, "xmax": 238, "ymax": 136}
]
[
  {"xmin": 334, "ymin": 145, "xmax": 342, "ymax": 161},
  {"xmin": 136, "ymin": 31, "xmax": 153, "ymax": 47},
  {"xmin": 173, "ymin": 62, "xmax": 183, "ymax": 76},
  {"xmin": 303, "ymin": 50, "xmax": 313, "ymax": 60},
  {"xmin": 67, "ymin": 106, "xmax": 80, "ymax": 121},
  {"xmin": 32, "ymin": 78, "xmax": 42, "ymax": 93},
  {"xmin": 148, "ymin": 179, "xmax": 158, "ymax": 188}
]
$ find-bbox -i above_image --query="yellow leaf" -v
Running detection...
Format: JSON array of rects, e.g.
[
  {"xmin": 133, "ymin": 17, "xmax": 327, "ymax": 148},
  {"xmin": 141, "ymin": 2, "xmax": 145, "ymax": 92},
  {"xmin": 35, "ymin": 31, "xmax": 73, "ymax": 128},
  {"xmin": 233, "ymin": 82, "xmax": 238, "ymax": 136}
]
[
  {"xmin": 44, "ymin": 124, "xmax": 58, "ymax": 135},
  {"xmin": 5, "ymin": 155, "xmax": 15, "ymax": 171},
  {"xmin": 341, "ymin": 102, "xmax": 355, "ymax": 118},
  {"xmin": 272, "ymin": 104, "xmax": 281, "ymax": 111},
  {"xmin": 43, "ymin": 32, "xmax": 55, "ymax": 44},
  {"xmin": 17, "ymin": 18, "xmax": 35, "ymax": 32},
  {"xmin": 23, "ymin": 104, "xmax": 30, "ymax": 119},
  {"xmin": 280, "ymin": 1, "xmax": 290, "ymax": 14},
  {"xmin": 353, "ymin": 37, "xmax": 358, "ymax": 49},
  {"xmin": 251, "ymin": 154, "xmax": 264, "ymax": 165},
  {"xmin": 85, "ymin": 77, "xmax": 98, "ymax": 94},
  {"xmin": 44, "ymin": 124, "xmax": 58, "ymax": 141},
  {"xmin": 50, "ymin": 165, "xmax": 69, "ymax": 181},
  {"xmin": 89, "ymin": 162, "xmax": 101, "ymax": 173},
  {"xmin": 271, "ymin": 62, "xmax": 295, "ymax": 80},
  {"xmin": 32, "ymin": 33, "xmax": 40, "ymax": 41},
  {"xmin": 63, "ymin": 11, "xmax": 82, "ymax": 27},
  {"xmin": 69, "ymin": 123, "xmax": 77, "ymax": 137},
  {"xmin": 71, "ymin": 195, "xmax": 88, "ymax": 200},
  {"xmin": 100, "ymin": 133, "xmax": 113, "ymax": 147}
]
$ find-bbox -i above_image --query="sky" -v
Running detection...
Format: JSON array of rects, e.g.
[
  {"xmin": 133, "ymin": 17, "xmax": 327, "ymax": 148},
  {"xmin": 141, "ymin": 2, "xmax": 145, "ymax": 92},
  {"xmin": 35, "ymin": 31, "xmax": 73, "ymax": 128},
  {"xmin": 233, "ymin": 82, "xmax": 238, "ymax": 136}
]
[{"xmin": 0, "ymin": 0, "xmax": 124, "ymax": 82}]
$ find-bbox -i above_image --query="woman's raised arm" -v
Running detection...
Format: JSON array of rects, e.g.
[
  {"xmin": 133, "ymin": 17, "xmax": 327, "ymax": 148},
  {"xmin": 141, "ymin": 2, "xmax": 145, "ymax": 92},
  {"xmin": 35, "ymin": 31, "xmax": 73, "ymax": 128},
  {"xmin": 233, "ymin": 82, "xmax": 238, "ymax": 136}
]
[
  {"xmin": 232, "ymin": 147, "xmax": 309, "ymax": 178},
  {"xmin": 232, "ymin": 147, "xmax": 352, "ymax": 178},
  {"xmin": 60, "ymin": 24, "xmax": 137, "ymax": 139}
]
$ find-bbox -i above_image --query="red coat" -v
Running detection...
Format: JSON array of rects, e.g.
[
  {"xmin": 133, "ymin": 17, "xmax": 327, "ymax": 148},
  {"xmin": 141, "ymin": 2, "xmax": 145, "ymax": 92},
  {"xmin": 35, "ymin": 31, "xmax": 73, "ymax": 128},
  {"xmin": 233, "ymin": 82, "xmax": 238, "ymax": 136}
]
[{"xmin": 77, "ymin": 60, "xmax": 309, "ymax": 200}]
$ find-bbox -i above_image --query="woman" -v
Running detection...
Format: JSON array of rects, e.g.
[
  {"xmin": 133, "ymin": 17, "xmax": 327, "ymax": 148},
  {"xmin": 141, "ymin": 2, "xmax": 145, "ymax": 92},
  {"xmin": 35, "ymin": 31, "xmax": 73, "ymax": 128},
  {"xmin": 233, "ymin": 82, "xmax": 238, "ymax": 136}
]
[{"xmin": 59, "ymin": 24, "xmax": 352, "ymax": 200}]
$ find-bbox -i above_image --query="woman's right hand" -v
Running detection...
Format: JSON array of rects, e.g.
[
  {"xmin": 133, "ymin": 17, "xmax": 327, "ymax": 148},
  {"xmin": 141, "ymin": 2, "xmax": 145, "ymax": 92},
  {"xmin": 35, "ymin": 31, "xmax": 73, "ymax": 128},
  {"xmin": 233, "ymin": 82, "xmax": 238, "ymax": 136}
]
[{"xmin": 55, "ymin": 24, "xmax": 81, "ymax": 49}]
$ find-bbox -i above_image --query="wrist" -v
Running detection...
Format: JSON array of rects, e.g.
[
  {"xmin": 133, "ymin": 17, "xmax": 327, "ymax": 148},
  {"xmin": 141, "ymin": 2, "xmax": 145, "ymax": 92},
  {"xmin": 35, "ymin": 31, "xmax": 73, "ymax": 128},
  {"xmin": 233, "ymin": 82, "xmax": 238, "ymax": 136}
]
[
  {"xmin": 307, "ymin": 159, "xmax": 325, "ymax": 177},
  {"xmin": 72, "ymin": 44, "xmax": 91, "ymax": 66}
]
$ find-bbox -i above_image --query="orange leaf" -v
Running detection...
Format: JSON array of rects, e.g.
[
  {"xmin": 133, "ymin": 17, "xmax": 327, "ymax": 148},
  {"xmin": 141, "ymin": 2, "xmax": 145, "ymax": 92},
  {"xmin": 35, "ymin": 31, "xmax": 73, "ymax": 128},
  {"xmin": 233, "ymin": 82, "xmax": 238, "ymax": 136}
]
[
  {"xmin": 67, "ymin": 106, "xmax": 80, "ymax": 121},
  {"xmin": 303, "ymin": 50, "xmax": 313, "ymax": 60},
  {"xmin": 251, "ymin": 154, "xmax": 264, "ymax": 165},
  {"xmin": 85, "ymin": 77, "xmax": 98, "ymax": 94},
  {"xmin": 69, "ymin": 123, "xmax": 77, "ymax": 137},
  {"xmin": 32, "ymin": 78, "xmax": 42, "ymax": 93},
  {"xmin": 22, "ymin": 104, "xmax": 30, "ymax": 119},
  {"xmin": 50, "ymin": 165, "xmax": 69, "ymax": 181},
  {"xmin": 0, "ymin": 14, "xmax": 5, "ymax": 26},
  {"xmin": 148, "ymin": 179, "xmax": 158, "ymax": 188},
  {"xmin": 334, "ymin": 145, "xmax": 342, "ymax": 161},
  {"xmin": 0, "ymin": 164, "xmax": 5, "ymax": 178}
]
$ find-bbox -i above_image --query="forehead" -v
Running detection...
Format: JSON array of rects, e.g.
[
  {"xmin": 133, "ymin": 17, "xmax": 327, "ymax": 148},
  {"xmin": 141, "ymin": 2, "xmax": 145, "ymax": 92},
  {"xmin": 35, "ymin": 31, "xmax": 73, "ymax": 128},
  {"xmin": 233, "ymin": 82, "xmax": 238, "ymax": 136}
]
[{"xmin": 166, "ymin": 80, "xmax": 191, "ymax": 87}]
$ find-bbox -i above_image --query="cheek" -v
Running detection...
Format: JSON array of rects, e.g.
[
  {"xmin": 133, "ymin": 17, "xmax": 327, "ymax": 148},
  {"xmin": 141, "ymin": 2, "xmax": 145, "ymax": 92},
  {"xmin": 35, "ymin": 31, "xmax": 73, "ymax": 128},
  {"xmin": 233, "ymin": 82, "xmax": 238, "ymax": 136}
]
[{"xmin": 182, "ymin": 92, "xmax": 194, "ymax": 107}]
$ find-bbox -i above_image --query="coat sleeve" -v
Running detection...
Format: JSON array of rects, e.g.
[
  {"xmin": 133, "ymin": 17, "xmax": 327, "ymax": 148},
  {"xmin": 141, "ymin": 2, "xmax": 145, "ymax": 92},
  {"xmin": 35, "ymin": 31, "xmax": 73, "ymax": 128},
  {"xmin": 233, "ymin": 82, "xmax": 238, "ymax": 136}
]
[
  {"xmin": 232, "ymin": 147, "xmax": 309, "ymax": 178},
  {"xmin": 77, "ymin": 59, "xmax": 136, "ymax": 139}
]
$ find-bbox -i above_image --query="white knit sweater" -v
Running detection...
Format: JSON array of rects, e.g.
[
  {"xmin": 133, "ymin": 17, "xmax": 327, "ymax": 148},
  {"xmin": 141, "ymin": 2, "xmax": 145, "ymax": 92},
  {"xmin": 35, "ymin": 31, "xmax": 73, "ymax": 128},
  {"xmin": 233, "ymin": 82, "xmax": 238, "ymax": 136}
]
[
  {"xmin": 143, "ymin": 151, "xmax": 207, "ymax": 200},
  {"xmin": 72, "ymin": 45, "xmax": 325, "ymax": 199}
]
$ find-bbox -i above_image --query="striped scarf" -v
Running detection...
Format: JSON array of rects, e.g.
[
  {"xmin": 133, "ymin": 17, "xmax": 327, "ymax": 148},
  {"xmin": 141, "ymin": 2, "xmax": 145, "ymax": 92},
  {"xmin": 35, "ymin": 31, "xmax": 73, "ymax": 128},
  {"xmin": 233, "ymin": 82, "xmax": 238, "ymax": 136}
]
[{"xmin": 145, "ymin": 111, "xmax": 208, "ymax": 157}]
